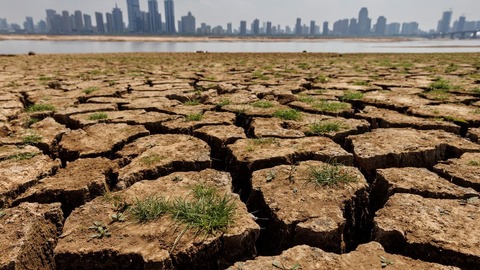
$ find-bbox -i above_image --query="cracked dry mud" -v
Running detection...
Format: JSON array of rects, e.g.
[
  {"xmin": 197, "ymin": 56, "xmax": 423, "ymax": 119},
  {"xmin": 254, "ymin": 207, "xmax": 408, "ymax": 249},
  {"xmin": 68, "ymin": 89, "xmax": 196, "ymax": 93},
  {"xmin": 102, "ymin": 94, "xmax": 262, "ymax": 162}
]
[{"xmin": 0, "ymin": 52, "xmax": 479, "ymax": 269}]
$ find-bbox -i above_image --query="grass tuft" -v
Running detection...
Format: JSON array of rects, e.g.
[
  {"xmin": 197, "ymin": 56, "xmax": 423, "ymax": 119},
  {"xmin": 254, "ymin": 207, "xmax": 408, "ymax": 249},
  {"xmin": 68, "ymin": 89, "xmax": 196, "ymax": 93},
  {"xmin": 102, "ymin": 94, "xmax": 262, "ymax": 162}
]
[
  {"xmin": 313, "ymin": 101, "xmax": 349, "ymax": 112},
  {"xmin": 23, "ymin": 133, "xmax": 42, "ymax": 145},
  {"xmin": 26, "ymin": 104, "xmax": 56, "ymax": 113},
  {"xmin": 306, "ymin": 162, "xmax": 357, "ymax": 187},
  {"xmin": 307, "ymin": 121, "xmax": 345, "ymax": 135},
  {"xmin": 88, "ymin": 112, "xmax": 108, "ymax": 120},
  {"xmin": 184, "ymin": 99, "xmax": 201, "ymax": 106},
  {"xmin": 129, "ymin": 184, "xmax": 236, "ymax": 235},
  {"xmin": 172, "ymin": 184, "xmax": 236, "ymax": 235},
  {"xmin": 7, "ymin": 152, "xmax": 38, "ymax": 161},
  {"xmin": 185, "ymin": 113, "xmax": 203, "ymax": 122},
  {"xmin": 297, "ymin": 96, "xmax": 316, "ymax": 104},
  {"xmin": 272, "ymin": 109, "xmax": 301, "ymax": 121},
  {"xmin": 353, "ymin": 80, "xmax": 370, "ymax": 86},
  {"xmin": 140, "ymin": 154, "xmax": 163, "ymax": 166},
  {"xmin": 340, "ymin": 91, "xmax": 364, "ymax": 101},
  {"xmin": 23, "ymin": 117, "xmax": 39, "ymax": 128},
  {"xmin": 252, "ymin": 100, "xmax": 274, "ymax": 108},
  {"xmin": 428, "ymin": 78, "xmax": 457, "ymax": 91},
  {"xmin": 217, "ymin": 99, "xmax": 231, "ymax": 107},
  {"xmin": 468, "ymin": 160, "xmax": 480, "ymax": 166},
  {"xmin": 83, "ymin": 86, "xmax": 99, "ymax": 94},
  {"xmin": 129, "ymin": 196, "xmax": 170, "ymax": 223}
]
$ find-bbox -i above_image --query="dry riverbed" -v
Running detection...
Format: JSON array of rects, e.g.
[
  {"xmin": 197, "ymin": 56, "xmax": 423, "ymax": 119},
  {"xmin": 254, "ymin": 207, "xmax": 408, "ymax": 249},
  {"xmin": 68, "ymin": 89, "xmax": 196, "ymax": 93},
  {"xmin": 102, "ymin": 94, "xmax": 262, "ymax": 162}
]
[{"xmin": 0, "ymin": 52, "xmax": 479, "ymax": 269}]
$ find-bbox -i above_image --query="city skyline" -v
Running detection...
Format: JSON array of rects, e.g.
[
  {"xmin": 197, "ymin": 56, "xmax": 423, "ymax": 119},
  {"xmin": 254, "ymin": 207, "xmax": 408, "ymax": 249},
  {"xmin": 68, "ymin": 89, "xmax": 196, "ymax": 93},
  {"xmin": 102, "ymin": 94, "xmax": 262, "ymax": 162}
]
[
  {"xmin": 1, "ymin": 1, "xmax": 479, "ymax": 37},
  {"xmin": 0, "ymin": 0, "xmax": 479, "ymax": 31}
]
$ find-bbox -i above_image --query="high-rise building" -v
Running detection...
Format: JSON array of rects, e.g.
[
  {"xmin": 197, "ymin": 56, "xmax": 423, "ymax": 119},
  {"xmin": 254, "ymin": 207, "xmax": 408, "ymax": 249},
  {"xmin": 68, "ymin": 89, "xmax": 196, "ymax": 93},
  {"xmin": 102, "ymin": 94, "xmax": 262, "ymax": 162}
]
[
  {"xmin": 456, "ymin": 16, "xmax": 466, "ymax": 32},
  {"xmin": 95, "ymin": 12, "xmax": 105, "ymax": 33},
  {"xmin": 112, "ymin": 5, "xmax": 125, "ymax": 33},
  {"xmin": 252, "ymin": 19, "xmax": 260, "ymax": 35},
  {"xmin": 0, "ymin": 18, "xmax": 8, "ymax": 30},
  {"xmin": 333, "ymin": 19, "xmax": 350, "ymax": 36},
  {"xmin": 266, "ymin": 21, "xmax": 272, "ymax": 35},
  {"xmin": 106, "ymin": 13, "xmax": 114, "ymax": 33},
  {"xmin": 84, "ymin": 14, "xmax": 93, "ymax": 32},
  {"xmin": 401, "ymin": 22, "xmax": 419, "ymax": 36},
  {"xmin": 227, "ymin": 23, "xmax": 232, "ymax": 34},
  {"xmin": 181, "ymin": 11, "xmax": 195, "ymax": 34},
  {"xmin": 437, "ymin": 10, "xmax": 453, "ymax": 33},
  {"xmin": 323, "ymin": 21, "xmax": 329, "ymax": 35},
  {"xmin": 24, "ymin": 17, "xmax": 35, "ymax": 33},
  {"xmin": 45, "ymin": 9, "xmax": 56, "ymax": 32},
  {"xmin": 240, "ymin": 21, "xmax": 247, "ymax": 35},
  {"xmin": 386, "ymin": 23, "xmax": 400, "ymax": 35},
  {"xmin": 375, "ymin": 16, "xmax": 387, "ymax": 35},
  {"xmin": 73, "ymin": 10, "xmax": 84, "ymax": 32},
  {"xmin": 349, "ymin": 18, "xmax": 358, "ymax": 35},
  {"xmin": 295, "ymin": 18, "xmax": 302, "ymax": 35},
  {"xmin": 38, "ymin": 20, "xmax": 47, "ymax": 33},
  {"xmin": 61, "ymin": 11, "xmax": 72, "ymax": 33},
  {"xmin": 148, "ymin": 0, "xmax": 162, "ymax": 33},
  {"xmin": 358, "ymin": 7, "xmax": 371, "ymax": 35},
  {"xmin": 164, "ymin": 0, "xmax": 176, "ymax": 34},
  {"xmin": 126, "ymin": 0, "xmax": 142, "ymax": 32},
  {"xmin": 309, "ymin": 20, "xmax": 316, "ymax": 35}
]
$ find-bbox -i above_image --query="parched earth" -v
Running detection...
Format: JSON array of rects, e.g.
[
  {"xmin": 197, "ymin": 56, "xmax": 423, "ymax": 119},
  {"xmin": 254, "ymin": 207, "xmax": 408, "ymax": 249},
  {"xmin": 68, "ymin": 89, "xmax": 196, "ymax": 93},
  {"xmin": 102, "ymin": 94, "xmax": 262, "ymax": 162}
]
[{"xmin": 0, "ymin": 52, "xmax": 479, "ymax": 269}]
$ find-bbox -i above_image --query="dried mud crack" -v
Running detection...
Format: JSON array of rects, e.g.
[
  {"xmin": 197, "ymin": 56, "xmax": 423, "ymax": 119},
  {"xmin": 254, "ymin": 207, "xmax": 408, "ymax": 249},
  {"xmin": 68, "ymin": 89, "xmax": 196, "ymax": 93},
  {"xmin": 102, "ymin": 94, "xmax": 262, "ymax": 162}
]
[{"xmin": 1, "ymin": 52, "xmax": 479, "ymax": 269}]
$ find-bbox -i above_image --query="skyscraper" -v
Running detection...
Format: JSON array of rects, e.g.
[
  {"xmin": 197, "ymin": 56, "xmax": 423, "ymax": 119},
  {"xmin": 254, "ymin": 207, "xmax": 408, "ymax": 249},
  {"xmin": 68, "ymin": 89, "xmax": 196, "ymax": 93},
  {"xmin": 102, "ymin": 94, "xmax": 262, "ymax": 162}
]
[
  {"xmin": 309, "ymin": 20, "xmax": 316, "ymax": 35},
  {"xmin": 24, "ymin": 17, "xmax": 34, "ymax": 33},
  {"xmin": 323, "ymin": 21, "xmax": 329, "ymax": 35},
  {"xmin": 74, "ymin": 10, "xmax": 84, "ymax": 32},
  {"xmin": 112, "ymin": 5, "xmax": 125, "ymax": 33},
  {"xmin": 252, "ymin": 19, "xmax": 260, "ymax": 35},
  {"xmin": 437, "ymin": 10, "xmax": 453, "ymax": 33},
  {"xmin": 375, "ymin": 16, "xmax": 387, "ymax": 35},
  {"xmin": 295, "ymin": 18, "xmax": 302, "ymax": 35},
  {"xmin": 349, "ymin": 18, "xmax": 358, "ymax": 35},
  {"xmin": 45, "ymin": 9, "xmax": 56, "ymax": 32},
  {"xmin": 358, "ymin": 7, "xmax": 371, "ymax": 35},
  {"xmin": 164, "ymin": 0, "xmax": 176, "ymax": 34},
  {"xmin": 106, "ymin": 13, "xmax": 114, "ymax": 33},
  {"xmin": 181, "ymin": 11, "xmax": 195, "ymax": 34},
  {"xmin": 148, "ymin": 0, "xmax": 162, "ymax": 33},
  {"xmin": 83, "ymin": 14, "xmax": 93, "ymax": 32},
  {"xmin": 126, "ymin": 0, "xmax": 142, "ymax": 32},
  {"xmin": 95, "ymin": 12, "xmax": 105, "ymax": 33},
  {"xmin": 240, "ymin": 20, "xmax": 247, "ymax": 35},
  {"xmin": 456, "ymin": 16, "xmax": 466, "ymax": 32},
  {"xmin": 62, "ymin": 11, "xmax": 73, "ymax": 33},
  {"xmin": 266, "ymin": 21, "xmax": 272, "ymax": 35}
]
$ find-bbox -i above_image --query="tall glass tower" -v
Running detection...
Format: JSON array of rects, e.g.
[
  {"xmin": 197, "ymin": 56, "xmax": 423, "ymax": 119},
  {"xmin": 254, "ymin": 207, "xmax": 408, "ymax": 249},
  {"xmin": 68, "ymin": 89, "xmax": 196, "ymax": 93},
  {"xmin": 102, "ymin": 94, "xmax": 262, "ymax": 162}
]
[
  {"xmin": 148, "ymin": 0, "xmax": 162, "ymax": 33},
  {"xmin": 126, "ymin": 0, "xmax": 141, "ymax": 32},
  {"xmin": 437, "ymin": 10, "xmax": 453, "ymax": 33},
  {"xmin": 164, "ymin": 0, "xmax": 176, "ymax": 34},
  {"xmin": 358, "ymin": 7, "xmax": 371, "ymax": 35}
]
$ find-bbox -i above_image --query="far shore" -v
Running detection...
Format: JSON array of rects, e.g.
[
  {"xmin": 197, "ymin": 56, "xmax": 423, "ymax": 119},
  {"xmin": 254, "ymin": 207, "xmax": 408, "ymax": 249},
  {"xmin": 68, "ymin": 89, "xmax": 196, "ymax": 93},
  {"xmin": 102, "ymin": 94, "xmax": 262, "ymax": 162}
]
[{"xmin": 0, "ymin": 34, "xmax": 423, "ymax": 43}]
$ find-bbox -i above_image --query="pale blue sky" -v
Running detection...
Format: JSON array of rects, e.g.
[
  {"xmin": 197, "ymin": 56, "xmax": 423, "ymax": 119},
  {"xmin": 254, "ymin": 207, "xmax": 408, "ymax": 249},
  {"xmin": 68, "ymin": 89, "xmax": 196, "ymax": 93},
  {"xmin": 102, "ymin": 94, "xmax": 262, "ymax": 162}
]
[{"xmin": 0, "ymin": 0, "xmax": 479, "ymax": 30}]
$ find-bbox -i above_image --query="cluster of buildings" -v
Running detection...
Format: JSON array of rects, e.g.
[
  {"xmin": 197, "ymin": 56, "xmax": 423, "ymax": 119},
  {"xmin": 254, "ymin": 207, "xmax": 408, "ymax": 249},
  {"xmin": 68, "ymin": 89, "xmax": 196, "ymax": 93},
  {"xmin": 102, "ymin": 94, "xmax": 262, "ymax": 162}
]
[{"xmin": 1, "ymin": 1, "xmax": 479, "ymax": 37}]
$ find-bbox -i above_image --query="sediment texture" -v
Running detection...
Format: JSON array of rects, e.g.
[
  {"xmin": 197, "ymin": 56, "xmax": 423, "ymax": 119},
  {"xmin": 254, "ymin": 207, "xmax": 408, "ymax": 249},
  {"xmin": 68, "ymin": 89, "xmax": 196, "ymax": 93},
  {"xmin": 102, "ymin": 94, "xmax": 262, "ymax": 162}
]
[{"xmin": 0, "ymin": 52, "xmax": 479, "ymax": 269}]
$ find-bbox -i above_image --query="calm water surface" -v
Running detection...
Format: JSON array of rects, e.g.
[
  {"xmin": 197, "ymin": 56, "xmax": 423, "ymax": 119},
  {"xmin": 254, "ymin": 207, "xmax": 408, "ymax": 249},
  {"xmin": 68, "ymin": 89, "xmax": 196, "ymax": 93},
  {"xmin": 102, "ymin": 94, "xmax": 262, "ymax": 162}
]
[{"xmin": 0, "ymin": 39, "xmax": 479, "ymax": 54}]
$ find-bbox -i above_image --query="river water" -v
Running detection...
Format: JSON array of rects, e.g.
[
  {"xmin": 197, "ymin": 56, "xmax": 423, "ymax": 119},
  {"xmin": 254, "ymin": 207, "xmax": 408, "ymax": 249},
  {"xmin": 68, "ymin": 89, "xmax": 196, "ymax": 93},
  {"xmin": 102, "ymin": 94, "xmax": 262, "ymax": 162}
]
[{"xmin": 0, "ymin": 39, "xmax": 479, "ymax": 54}]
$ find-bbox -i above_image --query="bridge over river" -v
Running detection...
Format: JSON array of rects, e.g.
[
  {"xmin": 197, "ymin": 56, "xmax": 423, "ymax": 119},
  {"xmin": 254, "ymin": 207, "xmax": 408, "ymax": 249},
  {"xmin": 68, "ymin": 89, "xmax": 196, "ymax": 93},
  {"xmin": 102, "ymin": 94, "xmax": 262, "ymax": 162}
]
[{"xmin": 427, "ymin": 29, "xmax": 479, "ymax": 39}]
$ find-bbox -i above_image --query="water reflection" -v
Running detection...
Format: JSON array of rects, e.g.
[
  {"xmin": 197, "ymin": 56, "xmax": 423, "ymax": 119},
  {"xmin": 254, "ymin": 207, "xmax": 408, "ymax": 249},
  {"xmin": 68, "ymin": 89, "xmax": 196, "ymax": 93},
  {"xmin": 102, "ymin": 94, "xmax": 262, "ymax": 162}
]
[{"xmin": 0, "ymin": 39, "xmax": 478, "ymax": 54}]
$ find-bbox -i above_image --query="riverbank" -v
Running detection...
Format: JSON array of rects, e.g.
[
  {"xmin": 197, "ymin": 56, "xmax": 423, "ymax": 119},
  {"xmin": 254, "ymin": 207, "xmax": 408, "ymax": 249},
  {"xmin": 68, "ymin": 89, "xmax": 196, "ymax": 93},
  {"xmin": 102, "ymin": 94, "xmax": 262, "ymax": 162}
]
[{"xmin": 0, "ymin": 34, "xmax": 420, "ymax": 43}]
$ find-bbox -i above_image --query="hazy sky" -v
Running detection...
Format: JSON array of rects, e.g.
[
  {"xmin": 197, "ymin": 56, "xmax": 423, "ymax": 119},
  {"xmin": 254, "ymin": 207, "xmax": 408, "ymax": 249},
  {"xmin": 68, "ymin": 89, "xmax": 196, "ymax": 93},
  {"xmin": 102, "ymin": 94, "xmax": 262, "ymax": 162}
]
[{"xmin": 0, "ymin": 0, "xmax": 479, "ymax": 30}]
